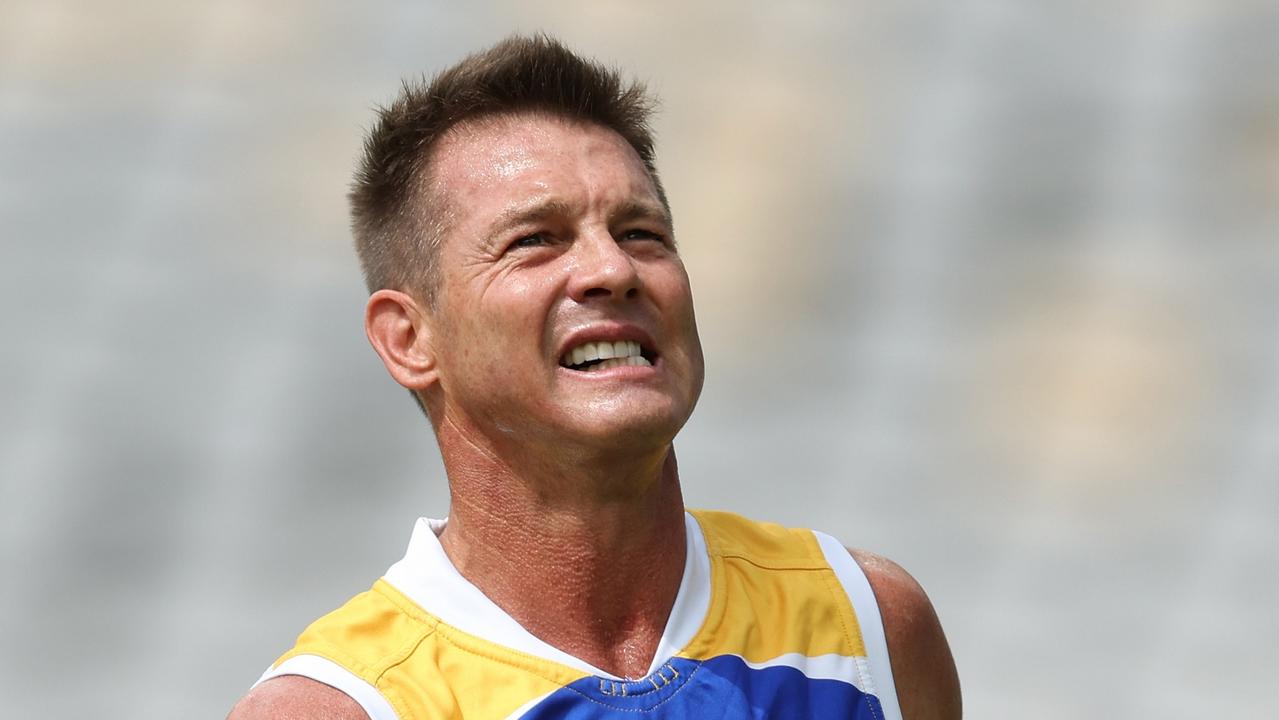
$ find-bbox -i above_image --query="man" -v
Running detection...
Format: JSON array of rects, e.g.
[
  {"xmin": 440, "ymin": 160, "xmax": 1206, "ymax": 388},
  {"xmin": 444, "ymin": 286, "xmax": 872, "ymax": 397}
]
[{"xmin": 230, "ymin": 35, "xmax": 960, "ymax": 719}]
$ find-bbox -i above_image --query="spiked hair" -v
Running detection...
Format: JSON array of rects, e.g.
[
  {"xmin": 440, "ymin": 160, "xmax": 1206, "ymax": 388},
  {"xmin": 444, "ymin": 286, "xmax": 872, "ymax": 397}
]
[{"xmin": 349, "ymin": 34, "xmax": 666, "ymax": 303}]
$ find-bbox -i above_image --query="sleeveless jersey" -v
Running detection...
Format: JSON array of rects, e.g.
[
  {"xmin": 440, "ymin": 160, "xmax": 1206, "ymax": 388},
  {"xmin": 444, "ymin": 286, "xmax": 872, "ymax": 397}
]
[{"xmin": 255, "ymin": 509, "xmax": 903, "ymax": 719}]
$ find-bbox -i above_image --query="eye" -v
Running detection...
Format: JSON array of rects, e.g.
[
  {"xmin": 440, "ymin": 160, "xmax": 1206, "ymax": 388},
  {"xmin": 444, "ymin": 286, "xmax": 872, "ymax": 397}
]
[
  {"xmin": 510, "ymin": 232, "xmax": 548, "ymax": 249},
  {"xmin": 620, "ymin": 228, "xmax": 665, "ymax": 243}
]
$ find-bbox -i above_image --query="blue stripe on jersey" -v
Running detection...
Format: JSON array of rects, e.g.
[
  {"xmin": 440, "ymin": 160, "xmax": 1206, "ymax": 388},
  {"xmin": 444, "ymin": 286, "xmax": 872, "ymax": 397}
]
[{"xmin": 518, "ymin": 655, "xmax": 884, "ymax": 719}]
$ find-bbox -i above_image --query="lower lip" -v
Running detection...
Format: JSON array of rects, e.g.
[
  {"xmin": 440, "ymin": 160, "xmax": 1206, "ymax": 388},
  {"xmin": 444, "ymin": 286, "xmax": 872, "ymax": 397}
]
[{"xmin": 558, "ymin": 358, "xmax": 661, "ymax": 380}]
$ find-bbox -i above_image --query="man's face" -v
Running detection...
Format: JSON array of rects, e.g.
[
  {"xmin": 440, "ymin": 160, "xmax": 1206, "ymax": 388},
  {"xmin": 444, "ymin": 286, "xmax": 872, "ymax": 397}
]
[{"xmin": 422, "ymin": 113, "xmax": 704, "ymax": 453}]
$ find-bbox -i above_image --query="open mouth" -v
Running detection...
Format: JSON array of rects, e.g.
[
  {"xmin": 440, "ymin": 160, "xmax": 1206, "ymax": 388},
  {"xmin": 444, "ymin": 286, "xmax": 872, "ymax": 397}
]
[{"xmin": 560, "ymin": 340, "xmax": 655, "ymax": 373}]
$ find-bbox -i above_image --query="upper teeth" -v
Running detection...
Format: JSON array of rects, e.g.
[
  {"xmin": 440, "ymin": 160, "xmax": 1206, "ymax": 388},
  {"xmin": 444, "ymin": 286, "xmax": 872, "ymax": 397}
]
[{"xmin": 562, "ymin": 340, "xmax": 648, "ymax": 368}]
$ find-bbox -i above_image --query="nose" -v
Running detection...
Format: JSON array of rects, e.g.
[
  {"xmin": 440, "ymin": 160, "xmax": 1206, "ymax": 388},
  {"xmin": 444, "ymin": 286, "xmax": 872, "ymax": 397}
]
[{"xmin": 566, "ymin": 230, "xmax": 641, "ymax": 303}]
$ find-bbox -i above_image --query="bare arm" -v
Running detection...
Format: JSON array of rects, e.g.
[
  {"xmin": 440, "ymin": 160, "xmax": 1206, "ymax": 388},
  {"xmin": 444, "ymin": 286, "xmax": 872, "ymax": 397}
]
[
  {"xmin": 850, "ymin": 549, "xmax": 962, "ymax": 720},
  {"xmin": 227, "ymin": 675, "xmax": 370, "ymax": 720}
]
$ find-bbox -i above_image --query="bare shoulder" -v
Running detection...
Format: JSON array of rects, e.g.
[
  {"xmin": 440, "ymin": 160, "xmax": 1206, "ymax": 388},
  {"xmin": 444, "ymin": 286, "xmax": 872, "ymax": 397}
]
[
  {"xmin": 847, "ymin": 548, "xmax": 962, "ymax": 720},
  {"xmin": 227, "ymin": 675, "xmax": 369, "ymax": 720}
]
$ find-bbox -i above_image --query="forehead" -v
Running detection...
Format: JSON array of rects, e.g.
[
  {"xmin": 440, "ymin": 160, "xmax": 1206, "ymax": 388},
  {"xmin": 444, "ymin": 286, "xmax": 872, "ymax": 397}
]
[{"xmin": 425, "ymin": 113, "xmax": 659, "ymax": 227}]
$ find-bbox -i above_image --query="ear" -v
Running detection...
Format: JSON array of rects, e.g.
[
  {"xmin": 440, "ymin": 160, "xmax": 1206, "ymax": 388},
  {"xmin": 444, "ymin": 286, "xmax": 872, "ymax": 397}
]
[{"xmin": 365, "ymin": 289, "xmax": 438, "ymax": 391}]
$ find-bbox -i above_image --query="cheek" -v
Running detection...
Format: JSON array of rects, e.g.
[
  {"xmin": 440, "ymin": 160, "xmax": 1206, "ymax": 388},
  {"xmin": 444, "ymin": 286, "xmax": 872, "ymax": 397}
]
[
  {"xmin": 647, "ymin": 267, "xmax": 696, "ymax": 319},
  {"xmin": 650, "ymin": 268, "xmax": 703, "ymax": 366},
  {"xmin": 494, "ymin": 266, "xmax": 566, "ymax": 318},
  {"xmin": 502, "ymin": 263, "xmax": 565, "ymax": 299},
  {"xmin": 469, "ymin": 272, "xmax": 563, "ymax": 356}
]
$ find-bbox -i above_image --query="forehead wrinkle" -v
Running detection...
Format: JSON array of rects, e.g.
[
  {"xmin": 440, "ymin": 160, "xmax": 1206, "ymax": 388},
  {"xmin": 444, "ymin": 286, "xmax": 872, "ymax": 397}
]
[{"xmin": 430, "ymin": 114, "xmax": 668, "ymax": 255}]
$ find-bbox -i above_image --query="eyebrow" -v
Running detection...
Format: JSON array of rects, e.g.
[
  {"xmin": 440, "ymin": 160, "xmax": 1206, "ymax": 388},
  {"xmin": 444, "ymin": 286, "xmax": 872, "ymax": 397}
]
[
  {"xmin": 611, "ymin": 199, "xmax": 672, "ymax": 228},
  {"xmin": 481, "ymin": 198, "xmax": 576, "ymax": 249}
]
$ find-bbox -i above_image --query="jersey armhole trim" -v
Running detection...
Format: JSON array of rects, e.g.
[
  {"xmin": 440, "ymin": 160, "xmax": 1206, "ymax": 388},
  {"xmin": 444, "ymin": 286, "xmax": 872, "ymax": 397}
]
[
  {"xmin": 813, "ymin": 531, "xmax": 904, "ymax": 720},
  {"xmin": 254, "ymin": 654, "xmax": 399, "ymax": 720}
]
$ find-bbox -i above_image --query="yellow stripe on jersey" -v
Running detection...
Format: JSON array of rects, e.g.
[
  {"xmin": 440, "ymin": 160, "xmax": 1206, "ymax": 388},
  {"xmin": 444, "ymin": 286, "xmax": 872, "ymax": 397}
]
[
  {"xmin": 272, "ymin": 580, "xmax": 586, "ymax": 718},
  {"xmin": 682, "ymin": 509, "xmax": 868, "ymax": 665}
]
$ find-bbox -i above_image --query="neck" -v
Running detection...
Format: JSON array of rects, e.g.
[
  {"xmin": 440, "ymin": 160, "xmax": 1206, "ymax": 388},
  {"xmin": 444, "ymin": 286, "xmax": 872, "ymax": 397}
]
[{"xmin": 434, "ymin": 418, "xmax": 688, "ymax": 679}]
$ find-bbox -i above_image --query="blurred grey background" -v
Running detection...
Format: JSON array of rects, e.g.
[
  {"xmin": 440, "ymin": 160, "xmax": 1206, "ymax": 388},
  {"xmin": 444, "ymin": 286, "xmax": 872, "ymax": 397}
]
[{"xmin": 2, "ymin": 1, "xmax": 1277, "ymax": 717}]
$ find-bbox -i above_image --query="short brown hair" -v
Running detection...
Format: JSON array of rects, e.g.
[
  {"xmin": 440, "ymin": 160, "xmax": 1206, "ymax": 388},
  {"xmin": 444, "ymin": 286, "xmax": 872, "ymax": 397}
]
[{"xmin": 349, "ymin": 34, "xmax": 666, "ymax": 302}]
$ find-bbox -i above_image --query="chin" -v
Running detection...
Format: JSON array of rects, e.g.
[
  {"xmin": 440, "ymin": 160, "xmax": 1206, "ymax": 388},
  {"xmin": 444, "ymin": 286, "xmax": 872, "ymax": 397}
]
[{"xmin": 562, "ymin": 406, "xmax": 687, "ymax": 452}]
